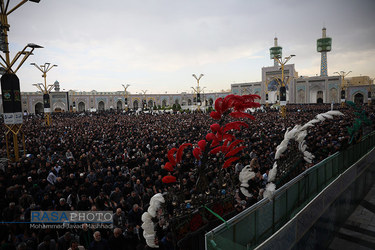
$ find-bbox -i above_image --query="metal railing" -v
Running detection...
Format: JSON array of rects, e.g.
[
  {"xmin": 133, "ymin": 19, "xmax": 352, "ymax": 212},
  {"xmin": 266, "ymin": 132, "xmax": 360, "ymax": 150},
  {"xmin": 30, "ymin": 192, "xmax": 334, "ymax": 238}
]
[{"xmin": 205, "ymin": 131, "xmax": 375, "ymax": 250}]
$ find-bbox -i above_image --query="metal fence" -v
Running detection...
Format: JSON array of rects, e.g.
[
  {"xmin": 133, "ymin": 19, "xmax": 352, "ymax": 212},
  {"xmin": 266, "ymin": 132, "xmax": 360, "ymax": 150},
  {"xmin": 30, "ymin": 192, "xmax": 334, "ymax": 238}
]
[{"xmin": 205, "ymin": 131, "xmax": 375, "ymax": 250}]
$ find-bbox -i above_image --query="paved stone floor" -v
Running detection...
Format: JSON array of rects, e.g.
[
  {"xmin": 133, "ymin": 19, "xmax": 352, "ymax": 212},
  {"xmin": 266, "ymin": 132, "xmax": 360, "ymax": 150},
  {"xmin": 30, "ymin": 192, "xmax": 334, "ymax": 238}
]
[{"xmin": 328, "ymin": 184, "xmax": 375, "ymax": 250}]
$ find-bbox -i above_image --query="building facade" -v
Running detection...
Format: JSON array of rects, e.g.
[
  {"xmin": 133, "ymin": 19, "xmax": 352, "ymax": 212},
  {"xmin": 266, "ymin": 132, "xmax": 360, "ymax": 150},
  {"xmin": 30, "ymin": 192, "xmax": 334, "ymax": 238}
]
[
  {"xmin": 231, "ymin": 71, "xmax": 374, "ymax": 105},
  {"xmin": 0, "ymin": 90, "xmax": 230, "ymax": 114},
  {"xmin": 230, "ymin": 28, "xmax": 374, "ymax": 106}
]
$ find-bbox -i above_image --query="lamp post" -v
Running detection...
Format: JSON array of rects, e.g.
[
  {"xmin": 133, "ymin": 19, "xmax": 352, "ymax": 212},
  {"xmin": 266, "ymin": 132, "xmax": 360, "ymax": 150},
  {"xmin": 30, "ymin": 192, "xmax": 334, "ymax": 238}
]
[
  {"xmin": 122, "ymin": 84, "xmax": 130, "ymax": 111},
  {"xmin": 334, "ymin": 71, "xmax": 351, "ymax": 107},
  {"xmin": 31, "ymin": 62, "xmax": 58, "ymax": 126},
  {"xmin": 273, "ymin": 55, "xmax": 295, "ymax": 118},
  {"xmin": 192, "ymin": 73, "xmax": 204, "ymax": 111},
  {"xmin": 0, "ymin": 0, "xmax": 42, "ymax": 162}
]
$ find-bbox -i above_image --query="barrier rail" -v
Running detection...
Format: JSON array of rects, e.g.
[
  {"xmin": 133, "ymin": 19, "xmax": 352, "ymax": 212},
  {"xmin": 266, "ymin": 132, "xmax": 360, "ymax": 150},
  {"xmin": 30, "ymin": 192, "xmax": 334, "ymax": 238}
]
[{"xmin": 205, "ymin": 131, "xmax": 375, "ymax": 250}]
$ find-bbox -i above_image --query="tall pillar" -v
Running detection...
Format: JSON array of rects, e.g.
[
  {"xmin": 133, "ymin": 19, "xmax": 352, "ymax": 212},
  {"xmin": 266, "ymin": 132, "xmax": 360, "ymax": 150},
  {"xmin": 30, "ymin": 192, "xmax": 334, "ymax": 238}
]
[
  {"xmin": 320, "ymin": 52, "xmax": 328, "ymax": 76},
  {"xmin": 317, "ymin": 27, "xmax": 332, "ymax": 77}
]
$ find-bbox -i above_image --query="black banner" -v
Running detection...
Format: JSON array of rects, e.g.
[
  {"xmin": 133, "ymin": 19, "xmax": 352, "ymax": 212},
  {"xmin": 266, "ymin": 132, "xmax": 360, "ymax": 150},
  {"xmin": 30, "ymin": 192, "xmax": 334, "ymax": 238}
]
[
  {"xmin": 266, "ymin": 93, "xmax": 268, "ymax": 100},
  {"xmin": 197, "ymin": 93, "xmax": 201, "ymax": 104},
  {"xmin": 280, "ymin": 86, "xmax": 286, "ymax": 102},
  {"xmin": 43, "ymin": 94, "xmax": 50, "ymax": 108},
  {"xmin": 1, "ymin": 73, "xmax": 22, "ymax": 113},
  {"xmin": 341, "ymin": 90, "xmax": 345, "ymax": 100}
]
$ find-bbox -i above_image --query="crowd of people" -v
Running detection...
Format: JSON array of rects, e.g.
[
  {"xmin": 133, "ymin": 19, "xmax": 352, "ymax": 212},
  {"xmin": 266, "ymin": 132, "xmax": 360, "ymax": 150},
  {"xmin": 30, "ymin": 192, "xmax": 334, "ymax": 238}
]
[{"xmin": 0, "ymin": 103, "xmax": 374, "ymax": 249}]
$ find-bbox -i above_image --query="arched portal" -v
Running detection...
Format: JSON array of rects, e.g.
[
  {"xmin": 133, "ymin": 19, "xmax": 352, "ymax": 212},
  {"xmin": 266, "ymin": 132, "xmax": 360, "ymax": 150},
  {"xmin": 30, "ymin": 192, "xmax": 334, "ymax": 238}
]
[
  {"xmin": 354, "ymin": 93, "xmax": 364, "ymax": 105},
  {"xmin": 133, "ymin": 100, "xmax": 139, "ymax": 110},
  {"xmin": 162, "ymin": 99, "xmax": 167, "ymax": 107},
  {"xmin": 298, "ymin": 89, "xmax": 305, "ymax": 103},
  {"xmin": 116, "ymin": 100, "xmax": 122, "ymax": 110},
  {"xmin": 98, "ymin": 101, "xmax": 105, "ymax": 111},
  {"xmin": 317, "ymin": 91, "xmax": 324, "ymax": 103},
  {"xmin": 78, "ymin": 102, "xmax": 85, "ymax": 112},
  {"xmin": 209, "ymin": 98, "xmax": 214, "ymax": 106},
  {"xmin": 35, "ymin": 102, "xmax": 43, "ymax": 114},
  {"xmin": 329, "ymin": 88, "xmax": 338, "ymax": 103},
  {"xmin": 188, "ymin": 99, "xmax": 192, "ymax": 106},
  {"xmin": 148, "ymin": 100, "xmax": 153, "ymax": 108},
  {"xmin": 53, "ymin": 102, "xmax": 66, "ymax": 113}
]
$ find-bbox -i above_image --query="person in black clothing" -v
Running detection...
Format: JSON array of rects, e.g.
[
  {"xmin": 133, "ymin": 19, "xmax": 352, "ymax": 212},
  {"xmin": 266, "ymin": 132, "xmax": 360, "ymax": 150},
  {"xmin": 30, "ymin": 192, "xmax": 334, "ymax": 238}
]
[
  {"xmin": 57, "ymin": 232, "xmax": 72, "ymax": 250},
  {"xmin": 56, "ymin": 198, "xmax": 70, "ymax": 211},
  {"xmin": 122, "ymin": 182, "xmax": 133, "ymax": 198},
  {"xmin": 77, "ymin": 194, "xmax": 91, "ymax": 211},
  {"xmin": 126, "ymin": 192, "xmax": 141, "ymax": 211},
  {"xmin": 40, "ymin": 193, "xmax": 53, "ymax": 210},
  {"xmin": 128, "ymin": 204, "xmax": 143, "ymax": 228},
  {"xmin": 37, "ymin": 235, "xmax": 56, "ymax": 250},
  {"xmin": 88, "ymin": 231, "xmax": 110, "ymax": 250},
  {"xmin": 108, "ymin": 228, "xmax": 126, "ymax": 250},
  {"xmin": 79, "ymin": 224, "xmax": 93, "ymax": 250},
  {"xmin": 113, "ymin": 208, "xmax": 127, "ymax": 230},
  {"xmin": 124, "ymin": 224, "xmax": 140, "ymax": 250},
  {"xmin": 160, "ymin": 232, "xmax": 174, "ymax": 250}
]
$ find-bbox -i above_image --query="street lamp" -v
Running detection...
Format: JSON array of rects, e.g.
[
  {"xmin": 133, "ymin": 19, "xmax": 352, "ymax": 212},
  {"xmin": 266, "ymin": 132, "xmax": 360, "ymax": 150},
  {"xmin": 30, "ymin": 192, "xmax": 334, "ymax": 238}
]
[
  {"xmin": 334, "ymin": 71, "xmax": 351, "ymax": 106},
  {"xmin": 192, "ymin": 73, "xmax": 204, "ymax": 110},
  {"xmin": 122, "ymin": 84, "xmax": 130, "ymax": 111},
  {"xmin": 273, "ymin": 55, "xmax": 295, "ymax": 118},
  {"xmin": 0, "ymin": 0, "xmax": 43, "ymax": 162},
  {"xmin": 0, "ymin": 0, "xmax": 42, "ymax": 71},
  {"xmin": 31, "ymin": 62, "xmax": 58, "ymax": 126}
]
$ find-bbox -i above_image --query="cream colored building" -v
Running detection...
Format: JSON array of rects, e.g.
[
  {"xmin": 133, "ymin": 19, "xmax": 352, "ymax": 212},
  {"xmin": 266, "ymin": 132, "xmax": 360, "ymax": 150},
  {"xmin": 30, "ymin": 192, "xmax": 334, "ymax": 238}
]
[{"xmin": 1, "ymin": 88, "xmax": 230, "ymax": 114}]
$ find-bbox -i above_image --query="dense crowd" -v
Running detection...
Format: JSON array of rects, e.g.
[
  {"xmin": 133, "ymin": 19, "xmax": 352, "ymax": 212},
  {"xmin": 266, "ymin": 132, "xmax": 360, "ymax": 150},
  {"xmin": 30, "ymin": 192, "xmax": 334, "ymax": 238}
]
[{"xmin": 0, "ymin": 103, "xmax": 374, "ymax": 250}]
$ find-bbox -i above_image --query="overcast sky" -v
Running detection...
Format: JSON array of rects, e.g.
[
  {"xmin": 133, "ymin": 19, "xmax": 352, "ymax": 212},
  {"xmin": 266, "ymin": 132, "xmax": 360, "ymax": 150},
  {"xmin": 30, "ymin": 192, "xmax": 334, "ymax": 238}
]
[{"xmin": 5, "ymin": 0, "xmax": 375, "ymax": 94}]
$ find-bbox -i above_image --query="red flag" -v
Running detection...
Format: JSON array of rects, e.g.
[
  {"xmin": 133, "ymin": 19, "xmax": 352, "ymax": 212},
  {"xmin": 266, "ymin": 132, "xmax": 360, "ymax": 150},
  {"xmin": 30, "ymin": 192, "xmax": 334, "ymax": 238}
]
[
  {"xmin": 193, "ymin": 147, "xmax": 202, "ymax": 160},
  {"xmin": 176, "ymin": 143, "xmax": 192, "ymax": 163},
  {"xmin": 198, "ymin": 140, "xmax": 206, "ymax": 153},
  {"xmin": 230, "ymin": 112, "xmax": 255, "ymax": 120},
  {"xmin": 164, "ymin": 162, "xmax": 174, "ymax": 172},
  {"xmin": 167, "ymin": 148, "xmax": 177, "ymax": 166},
  {"xmin": 162, "ymin": 176, "xmax": 176, "ymax": 183},
  {"xmin": 225, "ymin": 146, "xmax": 246, "ymax": 158},
  {"xmin": 223, "ymin": 157, "xmax": 240, "ymax": 168}
]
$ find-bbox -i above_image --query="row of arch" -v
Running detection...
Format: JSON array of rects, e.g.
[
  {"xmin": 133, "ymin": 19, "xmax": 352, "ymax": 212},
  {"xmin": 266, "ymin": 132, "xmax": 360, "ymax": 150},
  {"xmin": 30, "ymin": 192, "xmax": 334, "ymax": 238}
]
[
  {"xmin": 34, "ymin": 98, "xmax": 216, "ymax": 113},
  {"xmin": 34, "ymin": 92, "xmax": 367, "ymax": 113},
  {"xmin": 296, "ymin": 88, "xmax": 365, "ymax": 104}
]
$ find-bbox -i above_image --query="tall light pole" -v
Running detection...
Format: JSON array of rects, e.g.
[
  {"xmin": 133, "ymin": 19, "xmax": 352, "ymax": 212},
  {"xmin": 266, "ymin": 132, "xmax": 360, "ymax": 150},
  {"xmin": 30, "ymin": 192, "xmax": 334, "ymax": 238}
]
[
  {"xmin": 122, "ymin": 84, "xmax": 130, "ymax": 111},
  {"xmin": 334, "ymin": 71, "xmax": 351, "ymax": 107},
  {"xmin": 0, "ymin": 0, "xmax": 43, "ymax": 162},
  {"xmin": 192, "ymin": 73, "xmax": 204, "ymax": 110},
  {"xmin": 0, "ymin": 0, "xmax": 42, "ymax": 72},
  {"xmin": 273, "ymin": 55, "xmax": 295, "ymax": 118},
  {"xmin": 31, "ymin": 62, "xmax": 58, "ymax": 126}
]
